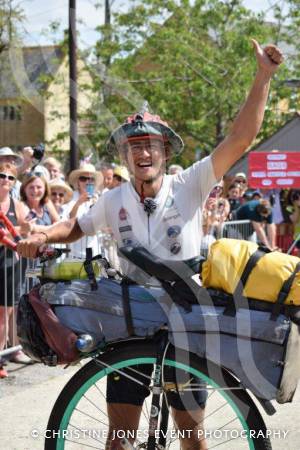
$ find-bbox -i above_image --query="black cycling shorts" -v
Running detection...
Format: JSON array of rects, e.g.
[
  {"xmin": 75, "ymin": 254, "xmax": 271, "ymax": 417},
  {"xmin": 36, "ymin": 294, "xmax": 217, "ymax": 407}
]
[{"xmin": 106, "ymin": 363, "xmax": 207, "ymax": 411}]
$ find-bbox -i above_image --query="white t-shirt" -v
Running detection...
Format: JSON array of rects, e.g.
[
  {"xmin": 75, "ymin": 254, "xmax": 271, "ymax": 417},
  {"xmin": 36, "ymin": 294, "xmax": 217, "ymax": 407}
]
[
  {"xmin": 67, "ymin": 191, "xmax": 102, "ymax": 259},
  {"xmin": 79, "ymin": 156, "xmax": 216, "ymax": 264}
]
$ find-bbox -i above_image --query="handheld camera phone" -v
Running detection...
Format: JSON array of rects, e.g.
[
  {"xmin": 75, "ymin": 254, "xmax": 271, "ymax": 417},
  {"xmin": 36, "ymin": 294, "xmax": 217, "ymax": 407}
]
[{"xmin": 86, "ymin": 183, "xmax": 95, "ymax": 198}]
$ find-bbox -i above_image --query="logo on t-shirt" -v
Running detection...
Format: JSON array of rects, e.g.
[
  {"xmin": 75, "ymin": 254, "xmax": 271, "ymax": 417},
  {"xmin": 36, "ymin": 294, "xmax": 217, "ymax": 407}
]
[
  {"xmin": 119, "ymin": 207, "xmax": 128, "ymax": 221},
  {"xmin": 170, "ymin": 242, "xmax": 181, "ymax": 255},
  {"xmin": 167, "ymin": 225, "xmax": 181, "ymax": 238},
  {"xmin": 165, "ymin": 196, "xmax": 174, "ymax": 208}
]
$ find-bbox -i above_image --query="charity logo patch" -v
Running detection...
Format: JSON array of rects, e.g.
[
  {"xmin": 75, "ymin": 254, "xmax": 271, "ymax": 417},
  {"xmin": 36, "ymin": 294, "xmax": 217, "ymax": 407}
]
[
  {"xmin": 119, "ymin": 225, "xmax": 132, "ymax": 233},
  {"xmin": 119, "ymin": 207, "xmax": 127, "ymax": 221},
  {"xmin": 122, "ymin": 238, "xmax": 134, "ymax": 246},
  {"xmin": 170, "ymin": 242, "xmax": 181, "ymax": 255},
  {"xmin": 167, "ymin": 225, "xmax": 182, "ymax": 238},
  {"xmin": 165, "ymin": 196, "xmax": 174, "ymax": 208}
]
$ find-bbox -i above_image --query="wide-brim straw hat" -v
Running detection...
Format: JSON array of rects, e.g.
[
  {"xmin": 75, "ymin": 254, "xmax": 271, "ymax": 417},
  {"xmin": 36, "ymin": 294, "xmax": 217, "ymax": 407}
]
[
  {"xmin": 113, "ymin": 165, "xmax": 130, "ymax": 182},
  {"xmin": 0, "ymin": 147, "xmax": 23, "ymax": 166},
  {"xmin": 68, "ymin": 163, "xmax": 103, "ymax": 190},
  {"xmin": 49, "ymin": 178, "xmax": 74, "ymax": 204}
]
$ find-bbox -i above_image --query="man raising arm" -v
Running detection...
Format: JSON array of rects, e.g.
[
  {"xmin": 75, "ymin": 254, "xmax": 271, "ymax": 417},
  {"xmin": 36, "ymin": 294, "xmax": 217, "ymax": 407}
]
[{"xmin": 16, "ymin": 40, "xmax": 283, "ymax": 450}]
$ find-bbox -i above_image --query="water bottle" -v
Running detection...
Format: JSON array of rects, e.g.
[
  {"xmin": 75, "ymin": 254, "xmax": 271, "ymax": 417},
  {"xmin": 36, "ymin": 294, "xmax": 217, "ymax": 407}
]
[{"xmin": 75, "ymin": 334, "xmax": 97, "ymax": 353}]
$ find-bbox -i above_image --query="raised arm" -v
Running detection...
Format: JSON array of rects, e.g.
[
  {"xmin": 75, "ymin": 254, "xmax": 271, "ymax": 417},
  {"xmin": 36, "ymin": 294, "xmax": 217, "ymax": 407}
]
[
  {"xmin": 16, "ymin": 218, "xmax": 84, "ymax": 258},
  {"xmin": 212, "ymin": 39, "xmax": 284, "ymax": 180}
]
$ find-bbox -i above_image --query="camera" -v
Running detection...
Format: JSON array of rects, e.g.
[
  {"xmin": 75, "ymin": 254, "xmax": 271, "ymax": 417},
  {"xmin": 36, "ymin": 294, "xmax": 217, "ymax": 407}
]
[{"xmin": 32, "ymin": 143, "xmax": 45, "ymax": 162}]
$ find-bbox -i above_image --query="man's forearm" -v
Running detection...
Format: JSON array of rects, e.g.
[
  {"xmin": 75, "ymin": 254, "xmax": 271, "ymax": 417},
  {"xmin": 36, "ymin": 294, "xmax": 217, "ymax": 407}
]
[
  {"xmin": 36, "ymin": 218, "xmax": 84, "ymax": 244},
  {"xmin": 211, "ymin": 69, "xmax": 272, "ymax": 179},
  {"xmin": 252, "ymin": 221, "xmax": 270, "ymax": 248},
  {"xmin": 229, "ymin": 69, "xmax": 271, "ymax": 149}
]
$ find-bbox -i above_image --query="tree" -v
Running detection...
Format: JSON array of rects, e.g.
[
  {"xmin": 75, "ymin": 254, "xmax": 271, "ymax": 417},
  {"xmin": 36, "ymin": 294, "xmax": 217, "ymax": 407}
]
[
  {"xmin": 85, "ymin": 0, "xmax": 300, "ymax": 164},
  {"xmin": 0, "ymin": 0, "xmax": 24, "ymax": 54}
]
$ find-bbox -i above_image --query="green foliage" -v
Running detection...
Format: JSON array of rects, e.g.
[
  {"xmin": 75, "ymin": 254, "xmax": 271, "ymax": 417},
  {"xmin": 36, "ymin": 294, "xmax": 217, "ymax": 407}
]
[
  {"xmin": 85, "ymin": 1, "xmax": 300, "ymax": 164},
  {"xmin": 0, "ymin": 0, "xmax": 24, "ymax": 53}
]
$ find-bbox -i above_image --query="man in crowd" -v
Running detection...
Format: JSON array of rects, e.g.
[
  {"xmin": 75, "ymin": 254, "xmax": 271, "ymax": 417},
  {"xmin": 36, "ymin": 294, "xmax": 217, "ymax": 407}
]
[
  {"xmin": 17, "ymin": 40, "xmax": 283, "ymax": 449},
  {"xmin": 234, "ymin": 198, "xmax": 277, "ymax": 250},
  {"xmin": 101, "ymin": 164, "xmax": 115, "ymax": 192}
]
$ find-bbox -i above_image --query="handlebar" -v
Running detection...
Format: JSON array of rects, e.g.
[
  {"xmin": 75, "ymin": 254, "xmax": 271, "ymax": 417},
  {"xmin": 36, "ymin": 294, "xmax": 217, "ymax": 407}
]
[
  {"xmin": 0, "ymin": 211, "xmax": 21, "ymax": 251},
  {"xmin": 0, "ymin": 212, "xmax": 70, "ymax": 261}
]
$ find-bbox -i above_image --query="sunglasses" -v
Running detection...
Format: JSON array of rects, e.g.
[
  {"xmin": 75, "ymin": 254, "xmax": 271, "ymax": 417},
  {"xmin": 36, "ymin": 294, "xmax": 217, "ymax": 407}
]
[
  {"xmin": 235, "ymin": 179, "xmax": 247, "ymax": 184},
  {"xmin": 51, "ymin": 191, "xmax": 65, "ymax": 198},
  {"xmin": 0, "ymin": 172, "xmax": 16, "ymax": 181},
  {"xmin": 78, "ymin": 176, "xmax": 95, "ymax": 183}
]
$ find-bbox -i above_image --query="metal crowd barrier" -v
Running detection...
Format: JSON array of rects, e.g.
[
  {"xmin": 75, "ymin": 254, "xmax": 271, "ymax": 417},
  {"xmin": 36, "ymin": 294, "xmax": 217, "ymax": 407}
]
[
  {"xmin": 219, "ymin": 219, "xmax": 257, "ymax": 242},
  {"xmin": 0, "ymin": 249, "xmax": 24, "ymax": 359},
  {"xmin": 200, "ymin": 220, "xmax": 257, "ymax": 258},
  {"xmin": 0, "ymin": 231, "xmax": 120, "ymax": 360}
]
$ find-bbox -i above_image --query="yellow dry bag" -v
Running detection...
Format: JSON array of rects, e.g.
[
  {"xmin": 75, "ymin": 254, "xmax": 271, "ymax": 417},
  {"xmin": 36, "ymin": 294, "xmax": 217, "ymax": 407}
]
[{"xmin": 201, "ymin": 239, "xmax": 300, "ymax": 306}]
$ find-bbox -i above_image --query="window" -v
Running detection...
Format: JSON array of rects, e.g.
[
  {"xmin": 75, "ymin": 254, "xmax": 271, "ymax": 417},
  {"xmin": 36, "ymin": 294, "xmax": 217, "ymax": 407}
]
[{"xmin": 0, "ymin": 105, "xmax": 22, "ymax": 121}]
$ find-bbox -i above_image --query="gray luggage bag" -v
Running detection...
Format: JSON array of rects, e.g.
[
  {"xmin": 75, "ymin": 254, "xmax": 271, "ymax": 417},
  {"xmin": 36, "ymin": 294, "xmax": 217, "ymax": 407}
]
[{"xmin": 40, "ymin": 277, "xmax": 300, "ymax": 404}]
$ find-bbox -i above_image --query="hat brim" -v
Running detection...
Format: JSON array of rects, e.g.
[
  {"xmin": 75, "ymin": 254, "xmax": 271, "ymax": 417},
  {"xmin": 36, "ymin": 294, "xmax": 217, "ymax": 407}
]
[
  {"xmin": 0, "ymin": 152, "xmax": 23, "ymax": 166},
  {"xmin": 49, "ymin": 183, "xmax": 73, "ymax": 203},
  {"xmin": 107, "ymin": 121, "xmax": 184, "ymax": 155},
  {"xmin": 68, "ymin": 169, "xmax": 103, "ymax": 190}
]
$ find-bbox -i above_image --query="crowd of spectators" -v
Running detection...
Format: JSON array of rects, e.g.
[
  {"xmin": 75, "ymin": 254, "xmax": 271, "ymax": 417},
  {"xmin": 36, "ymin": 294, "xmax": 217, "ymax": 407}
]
[
  {"xmin": 0, "ymin": 146, "xmax": 300, "ymax": 377},
  {"xmin": 0, "ymin": 146, "xmax": 131, "ymax": 378},
  {"xmin": 202, "ymin": 171, "xmax": 300, "ymax": 255}
]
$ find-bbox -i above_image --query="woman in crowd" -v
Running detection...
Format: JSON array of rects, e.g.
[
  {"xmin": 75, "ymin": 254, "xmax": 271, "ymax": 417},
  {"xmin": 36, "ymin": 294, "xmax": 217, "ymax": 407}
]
[
  {"xmin": 20, "ymin": 174, "xmax": 59, "ymax": 226},
  {"xmin": 233, "ymin": 172, "xmax": 248, "ymax": 197},
  {"xmin": 0, "ymin": 163, "xmax": 31, "ymax": 377},
  {"xmin": 227, "ymin": 182, "xmax": 242, "ymax": 214},
  {"xmin": 68, "ymin": 163, "xmax": 103, "ymax": 258},
  {"xmin": 201, "ymin": 182, "xmax": 230, "ymax": 256},
  {"xmin": 49, "ymin": 178, "xmax": 73, "ymax": 220}
]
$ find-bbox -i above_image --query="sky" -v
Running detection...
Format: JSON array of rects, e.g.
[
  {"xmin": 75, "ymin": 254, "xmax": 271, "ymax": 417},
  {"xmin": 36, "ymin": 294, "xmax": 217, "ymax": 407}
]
[{"xmin": 19, "ymin": 0, "xmax": 289, "ymax": 49}]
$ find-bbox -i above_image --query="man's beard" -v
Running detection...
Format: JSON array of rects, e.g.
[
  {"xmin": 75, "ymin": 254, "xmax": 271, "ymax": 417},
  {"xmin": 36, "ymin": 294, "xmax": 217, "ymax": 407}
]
[{"xmin": 138, "ymin": 167, "xmax": 164, "ymax": 184}]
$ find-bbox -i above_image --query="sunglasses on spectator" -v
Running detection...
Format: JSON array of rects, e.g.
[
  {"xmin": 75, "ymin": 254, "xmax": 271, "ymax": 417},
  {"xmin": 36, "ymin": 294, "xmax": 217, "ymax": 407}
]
[
  {"xmin": 0, "ymin": 172, "xmax": 16, "ymax": 181},
  {"xmin": 235, "ymin": 178, "xmax": 247, "ymax": 184},
  {"xmin": 78, "ymin": 176, "xmax": 95, "ymax": 183},
  {"xmin": 51, "ymin": 191, "xmax": 65, "ymax": 198}
]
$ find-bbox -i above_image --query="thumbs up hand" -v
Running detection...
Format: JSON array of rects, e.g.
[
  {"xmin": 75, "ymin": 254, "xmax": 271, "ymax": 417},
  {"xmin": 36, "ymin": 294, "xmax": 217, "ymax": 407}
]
[{"xmin": 251, "ymin": 39, "xmax": 284, "ymax": 75}]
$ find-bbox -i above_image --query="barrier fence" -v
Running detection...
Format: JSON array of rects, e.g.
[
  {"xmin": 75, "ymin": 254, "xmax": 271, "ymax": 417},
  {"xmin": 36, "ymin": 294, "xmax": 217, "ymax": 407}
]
[
  {"xmin": 0, "ymin": 231, "xmax": 119, "ymax": 360},
  {"xmin": 0, "ymin": 221, "xmax": 297, "ymax": 360}
]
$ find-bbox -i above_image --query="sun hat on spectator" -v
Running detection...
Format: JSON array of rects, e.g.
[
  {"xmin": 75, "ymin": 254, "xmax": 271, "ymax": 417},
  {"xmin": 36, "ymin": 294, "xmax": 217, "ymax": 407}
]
[
  {"xmin": 113, "ymin": 165, "xmax": 130, "ymax": 182},
  {"xmin": 49, "ymin": 178, "xmax": 73, "ymax": 203},
  {"xmin": 0, "ymin": 147, "xmax": 23, "ymax": 166},
  {"xmin": 234, "ymin": 172, "xmax": 247, "ymax": 182},
  {"xmin": 68, "ymin": 163, "xmax": 103, "ymax": 189}
]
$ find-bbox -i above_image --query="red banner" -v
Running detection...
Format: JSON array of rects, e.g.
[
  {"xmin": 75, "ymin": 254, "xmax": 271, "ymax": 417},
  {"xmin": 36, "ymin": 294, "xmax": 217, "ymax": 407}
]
[{"xmin": 248, "ymin": 151, "xmax": 300, "ymax": 189}]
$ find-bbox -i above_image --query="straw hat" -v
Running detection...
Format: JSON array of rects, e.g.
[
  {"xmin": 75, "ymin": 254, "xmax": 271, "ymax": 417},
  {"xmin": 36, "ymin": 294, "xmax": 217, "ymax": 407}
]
[
  {"xmin": 234, "ymin": 172, "xmax": 247, "ymax": 180},
  {"xmin": 0, "ymin": 147, "xmax": 23, "ymax": 166},
  {"xmin": 49, "ymin": 178, "xmax": 73, "ymax": 203},
  {"xmin": 68, "ymin": 163, "xmax": 103, "ymax": 189},
  {"xmin": 113, "ymin": 165, "xmax": 130, "ymax": 182}
]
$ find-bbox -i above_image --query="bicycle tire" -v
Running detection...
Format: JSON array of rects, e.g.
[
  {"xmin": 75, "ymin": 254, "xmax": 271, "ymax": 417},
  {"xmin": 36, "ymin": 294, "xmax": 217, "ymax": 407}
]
[{"xmin": 45, "ymin": 339, "xmax": 271, "ymax": 450}]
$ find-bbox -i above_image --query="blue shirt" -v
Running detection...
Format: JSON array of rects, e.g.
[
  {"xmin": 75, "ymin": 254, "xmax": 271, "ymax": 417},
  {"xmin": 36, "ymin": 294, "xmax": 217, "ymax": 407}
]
[{"xmin": 235, "ymin": 200, "xmax": 273, "ymax": 224}]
